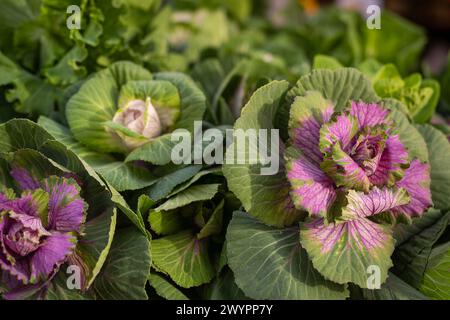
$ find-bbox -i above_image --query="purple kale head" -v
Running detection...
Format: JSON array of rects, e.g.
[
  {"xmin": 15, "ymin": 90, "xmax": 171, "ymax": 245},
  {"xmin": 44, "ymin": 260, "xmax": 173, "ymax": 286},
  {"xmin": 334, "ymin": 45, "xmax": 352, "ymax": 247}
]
[
  {"xmin": 285, "ymin": 91, "xmax": 433, "ymax": 287},
  {"xmin": 0, "ymin": 168, "xmax": 86, "ymax": 298},
  {"xmin": 286, "ymin": 92, "xmax": 432, "ymax": 219}
]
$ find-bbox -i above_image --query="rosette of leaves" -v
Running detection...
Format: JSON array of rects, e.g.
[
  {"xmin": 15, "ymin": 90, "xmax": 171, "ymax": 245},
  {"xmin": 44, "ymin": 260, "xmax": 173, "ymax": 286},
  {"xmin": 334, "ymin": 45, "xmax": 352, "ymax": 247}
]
[
  {"xmin": 132, "ymin": 166, "xmax": 244, "ymax": 299},
  {"xmin": 0, "ymin": 119, "xmax": 151, "ymax": 300},
  {"xmin": 38, "ymin": 61, "xmax": 206, "ymax": 192},
  {"xmin": 0, "ymin": 0, "xmax": 170, "ymax": 118},
  {"xmin": 223, "ymin": 68, "xmax": 450, "ymax": 299}
]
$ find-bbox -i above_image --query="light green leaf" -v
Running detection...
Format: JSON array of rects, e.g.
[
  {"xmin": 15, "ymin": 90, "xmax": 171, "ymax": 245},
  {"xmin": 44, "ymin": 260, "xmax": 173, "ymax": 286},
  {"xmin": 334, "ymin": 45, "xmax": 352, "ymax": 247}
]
[
  {"xmin": 363, "ymin": 11, "xmax": 426, "ymax": 74},
  {"xmin": 222, "ymin": 80, "xmax": 302, "ymax": 227},
  {"xmin": 392, "ymin": 211, "xmax": 450, "ymax": 288},
  {"xmin": 148, "ymin": 209, "xmax": 184, "ymax": 236},
  {"xmin": 151, "ymin": 230, "xmax": 215, "ymax": 288},
  {"xmin": 413, "ymin": 79, "xmax": 440, "ymax": 123},
  {"xmin": 288, "ymin": 68, "xmax": 378, "ymax": 112},
  {"xmin": 226, "ymin": 212, "xmax": 349, "ymax": 300},
  {"xmin": 148, "ymin": 271, "xmax": 189, "ymax": 300},
  {"xmin": 44, "ymin": 44, "xmax": 88, "ymax": 86}
]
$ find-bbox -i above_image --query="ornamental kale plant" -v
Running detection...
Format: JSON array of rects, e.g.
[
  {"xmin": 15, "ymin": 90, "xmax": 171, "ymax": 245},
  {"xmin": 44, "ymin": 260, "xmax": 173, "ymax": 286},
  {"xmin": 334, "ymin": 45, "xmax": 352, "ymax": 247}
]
[
  {"xmin": 223, "ymin": 68, "xmax": 450, "ymax": 299},
  {"xmin": 0, "ymin": 119, "xmax": 151, "ymax": 300}
]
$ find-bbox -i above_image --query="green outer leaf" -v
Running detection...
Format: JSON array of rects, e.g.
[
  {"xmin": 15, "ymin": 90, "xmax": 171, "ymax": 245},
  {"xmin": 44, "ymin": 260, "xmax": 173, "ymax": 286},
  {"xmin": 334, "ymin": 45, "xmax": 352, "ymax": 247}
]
[
  {"xmin": 222, "ymin": 80, "xmax": 302, "ymax": 227},
  {"xmin": 392, "ymin": 211, "xmax": 450, "ymax": 288},
  {"xmin": 226, "ymin": 212, "xmax": 349, "ymax": 300},
  {"xmin": 154, "ymin": 184, "xmax": 220, "ymax": 212},
  {"xmin": 383, "ymin": 102, "xmax": 428, "ymax": 162},
  {"xmin": 416, "ymin": 124, "xmax": 450, "ymax": 210},
  {"xmin": 151, "ymin": 230, "xmax": 215, "ymax": 288},
  {"xmin": 108, "ymin": 185, "xmax": 148, "ymax": 238},
  {"xmin": 38, "ymin": 116, "xmax": 157, "ymax": 191},
  {"xmin": 288, "ymin": 68, "xmax": 378, "ymax": 112},
  {"xmin": 126, "ymin": 134, "xmax": 176, "ymax": 165},
  {"xmin": 125, "ymin": 72, "xmax": 207, "ymax": 164},
  {"xmin": 36, "ymin": 136, "xmax": 148, "ymax": 238},
  {"xmin": 0, "ymin": 119, "xmax": 120, "ymax": 296},
  {"xmin": 197, "ymin": 199, "xmax": 224, "ymax": 239},
  {"xmin": 66, "ymin": 61, "xmax": 152, "ymax": 153},
  {"xmin": 168, "ymin": 168, "xmax": 221, "ymax": 197},
  {"xmin": 148, "ymin": 271, "xmax": 189, "ymax": 300},
  {"xmin": 420, "ymin": 243, "xmax": 450, "ymax": 299},
  {"xmin": 93, "ymin": 227, "xmax": 151, "ymax": 300},
  {"xmin": 313, "ymin": 54, "xmax": 343, "ymax": 70},
  {"xmin": 394, "ymin": 209, "xmax": 443, "ymax": 246},
  {"xmin": 77, "ymin": 208, "xmax": 117, "ymax": 289}
]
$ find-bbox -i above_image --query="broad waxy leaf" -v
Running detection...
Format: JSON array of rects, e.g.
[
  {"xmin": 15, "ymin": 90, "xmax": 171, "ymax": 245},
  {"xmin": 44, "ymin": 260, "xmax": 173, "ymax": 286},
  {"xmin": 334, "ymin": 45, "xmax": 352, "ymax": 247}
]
[
  {"xmin": 300, "ymin": 217, "xmax": 395, "ymax": 289},
  {"xmin": 392, "ymin": 211, "xmax": 450, "ymax": 288},
  {"xmin": 226, "ymin": 212, "xmax": 349, "ymax": 300}
]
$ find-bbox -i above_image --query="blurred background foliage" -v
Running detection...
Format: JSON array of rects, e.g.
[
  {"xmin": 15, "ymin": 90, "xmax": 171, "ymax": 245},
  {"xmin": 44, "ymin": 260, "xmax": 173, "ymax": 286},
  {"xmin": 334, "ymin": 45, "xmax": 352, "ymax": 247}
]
[{"xmin": 1, "ymin": 0, "xmax": 449, "ymax": 126}]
